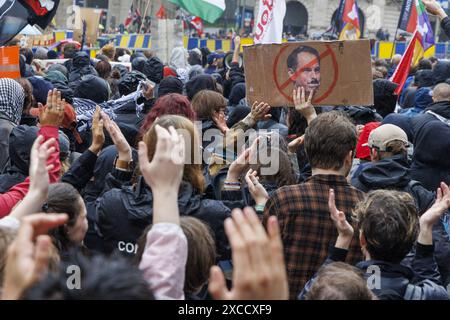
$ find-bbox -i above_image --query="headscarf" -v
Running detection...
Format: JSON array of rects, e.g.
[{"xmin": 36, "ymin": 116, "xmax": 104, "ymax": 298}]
[{"xmin": 0, "ymin": 78, "xmax": 25, "ymax": 124}]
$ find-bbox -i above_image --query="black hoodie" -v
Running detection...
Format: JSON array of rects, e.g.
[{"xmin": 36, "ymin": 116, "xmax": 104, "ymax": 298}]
[
  {"xmin": 352, "ymin": 155, "xmax": 434, "ymax": 215},
  {"xmin": 410, "ymin": 101, "xmax": 450, "ymax": 191},
  {"xmin": 68, "ymin": 52, "xmax": 99, "ymax": 90},
  {"xmin": 0, "ymin": 125, "xmax": 38, "ymax": 192}
]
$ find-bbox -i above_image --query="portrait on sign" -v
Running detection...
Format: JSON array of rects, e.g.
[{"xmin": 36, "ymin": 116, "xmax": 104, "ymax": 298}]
[{"xmin": 243, "ymin": 40, "xmax": 374, "ymax": 107}]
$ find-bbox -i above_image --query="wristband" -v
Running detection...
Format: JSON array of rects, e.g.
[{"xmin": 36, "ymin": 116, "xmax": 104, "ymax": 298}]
[{"xmin": 254, "ymin": 204, "xmax": 265, "ymax": 212}]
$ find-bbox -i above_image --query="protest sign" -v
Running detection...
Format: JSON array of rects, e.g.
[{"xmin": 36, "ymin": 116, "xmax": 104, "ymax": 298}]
[
  {"xmin": 0, "ymin": 46, "xmax": 20, "ymax": 79},
  {"xmin": 243, "ymin": 40, "xmax": 374, "ymax": 107}
]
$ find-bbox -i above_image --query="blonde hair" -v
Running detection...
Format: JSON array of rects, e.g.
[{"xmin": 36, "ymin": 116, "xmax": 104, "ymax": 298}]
[{"xmin": 143, "ymin": 115, "xmax": 205, "ymax": 193}]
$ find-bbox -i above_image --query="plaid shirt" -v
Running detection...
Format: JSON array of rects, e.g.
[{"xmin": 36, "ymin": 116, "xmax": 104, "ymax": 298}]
[{"xmin": 263, "ymin": 174, "xmax": 364, "ymax": 299}]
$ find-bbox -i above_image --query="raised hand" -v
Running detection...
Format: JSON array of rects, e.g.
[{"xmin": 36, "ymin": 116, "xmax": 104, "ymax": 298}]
[
  {"xmin": 422, "ymin": 0, "xmax": 448, "ymax": 19},
  {"xmin": 37, "ymin": 89, "xmax": 65, "ymax": 127},
  {"xmin": 419, "ymin": 182, "xmax": 450, "ymax": 245},
  {"xmin": 245, "ymin": 169, "xmax": 269, "ymax": 207},
  {"xmin": 2, "ymin": 214, "xmax": 68, "ymax": 300},
  {"xmin": 250, "ymin": 101, "xmax": 272, "ymax": 122},
  {"xmin": 102, "ymin": 112, "xmax": 132, "ymax": 162},
  {"xmin": 29, "ymin": 135, "xmax": 56, "ymax": 198},
  {"xmin": 329, "ymin": 189, "xmax": 354, "ymax": 249},
  {"xmin": 288, "ymin": 134, "xmax": 305, "ymax": 154},
  {"xmin": 89, "ymin": 106, "xmax": 105, "ymax": 155},
  {"xmin": 208, "ymin": 207, "xmax": 288, "ymax": 300},
  {"xmin": 293, "ymin": 87, "xmax": 317, "ymax": 123},
  {"xmin": 138, "ymin": 125, "xmax": 185, "ymax": 225}
]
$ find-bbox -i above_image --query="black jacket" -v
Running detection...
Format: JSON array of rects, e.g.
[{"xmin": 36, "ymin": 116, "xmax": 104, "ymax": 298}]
[
  {"xmin": 68, "ymin": 52, "xmax": 98, "ymax": 90},
  {"xmin": 95, "ymin": 177, "xmax": 231, "ymax": 260},
  {"xmin": 351, "ymin": 155, "xmax": 435, "ymax": 215},
  {"xmin": 299, "ymin": 244, "xmax": 450, "ymax": 300},
  {"xmin": 0, "ymin": 125, "xmax": 37, "ymax": 192},
  {"xmin": 410, "ymin": 101, "xmax": 450, "ymax": 191},
  {"xmin": 442, "ymin": 17, "xmax": 450, "ymax": 44}
]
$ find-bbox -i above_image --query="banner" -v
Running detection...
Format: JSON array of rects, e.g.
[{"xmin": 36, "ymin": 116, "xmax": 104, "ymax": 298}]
[
  {"xmin": 397, "ymin": 0, "xmax": 418, "ymax": 33},
  {"xmin": 254, "ymin": 0, "xmax": 286, "ymax": 44},
  {"xmin": 243, "ymin": 40, "xmax": 374, "ymax": 107},
  {"xmin": 0, "ymin": 46, "xmax": 21, "ymax": 78}
]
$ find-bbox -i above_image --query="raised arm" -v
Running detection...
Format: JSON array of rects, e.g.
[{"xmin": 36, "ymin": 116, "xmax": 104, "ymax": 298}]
[{"xmin": 138, "ymin": 125, "xmax": 188, "ymax": 300}]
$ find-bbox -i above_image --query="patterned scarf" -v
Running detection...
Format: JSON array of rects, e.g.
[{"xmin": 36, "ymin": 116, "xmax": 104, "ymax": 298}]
[{"xmin": 0, "ymin": 78, "xmax": 25, "ymax": 125}]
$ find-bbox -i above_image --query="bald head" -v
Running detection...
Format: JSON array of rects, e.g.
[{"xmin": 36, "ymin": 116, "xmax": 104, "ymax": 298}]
[
  {"xmin": 391, "ymin": 54, "xmax": 402, "ymax": 66},
  {"xmin": 432, "ymin": 83, "xmax": 450, "ymax": 102}
]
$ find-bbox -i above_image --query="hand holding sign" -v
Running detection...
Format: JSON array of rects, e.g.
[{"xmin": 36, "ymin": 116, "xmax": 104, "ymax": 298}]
[{"xmin": 293, "ymin": 87, "xmax": 317, "ymax": 124}]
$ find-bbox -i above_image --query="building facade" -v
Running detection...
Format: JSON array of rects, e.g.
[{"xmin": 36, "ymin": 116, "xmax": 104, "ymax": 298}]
[{"xmin": 54, "ymin": 0, "xmax": 442, "ymax": 40}]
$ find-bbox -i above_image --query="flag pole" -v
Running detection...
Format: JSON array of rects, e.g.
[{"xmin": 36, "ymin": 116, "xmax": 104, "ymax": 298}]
[
  {"xmin": 139, "ymin": 0, "xmax": 151, "ymax": 33},
  {"xmin": 390, "ymin": 27, "xmax": 399, "ymax": 59}
]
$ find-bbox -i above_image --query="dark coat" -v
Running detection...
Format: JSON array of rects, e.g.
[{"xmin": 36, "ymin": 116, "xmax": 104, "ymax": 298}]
[
  {"xmin": 68, "ymin": 52, "xmax": 99, "ymax": 90},
  {"xmin": 0, "ymin": 125, "xmax": 37, "ymax": 192},
  {"xmin": 351, "ymin": 155, "xmax": 435, "ymax": 215},
  {"xmin": 299, "ymin": 245, "xmax": 450, "ymax": 300},
  {"xmin": 95, "ymin": 177, "xmax": 231, "ymax": 260},
  {"xmin": 410, "ymin": 101, "xmax": 450, "ymax": 191}
]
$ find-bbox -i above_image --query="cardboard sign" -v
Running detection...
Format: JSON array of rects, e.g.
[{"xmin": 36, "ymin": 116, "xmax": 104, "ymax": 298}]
[
  {"xmin": 243, "ymin": 40, "xmax": 374, "ymax": 107},
  {"xmin": 72, "ymin": 8, "xmax": 101, "ymax": 45},
  {"xmin": 0, "ymin": 46, "xmax": 20, "ymax": 79}
]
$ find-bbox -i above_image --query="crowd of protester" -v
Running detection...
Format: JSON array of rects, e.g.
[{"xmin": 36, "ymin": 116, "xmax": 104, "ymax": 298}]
[{"xmin": 0, "ymin": 0, "xmax": 449, "ymax": 301}]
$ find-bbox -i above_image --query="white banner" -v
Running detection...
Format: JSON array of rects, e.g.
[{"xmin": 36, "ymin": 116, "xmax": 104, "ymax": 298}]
[{"xmin": 253, "ymin": 0, "xmax": 286, "ymax": 44}]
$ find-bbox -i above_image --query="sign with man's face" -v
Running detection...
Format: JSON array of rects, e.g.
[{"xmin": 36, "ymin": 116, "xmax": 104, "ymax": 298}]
[{"xmin": 243, "ymin": 40, "xmax": 374, "ymax": 107}]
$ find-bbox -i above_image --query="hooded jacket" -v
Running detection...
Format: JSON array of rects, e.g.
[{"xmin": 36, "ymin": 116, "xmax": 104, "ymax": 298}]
[
  {"xmin": 299, "ymin": 245, "xmax": 450, "ymax": 300},
  {"xmin": 373, "ymin": 79, "xmax": 398, "ymax": 118},
  {"xmin": 0, "ymin": 79, "xmax": 25, "ymax": 171},
  {"xmin": 185, "ymin": 74, "xmax": 217, "ymax": 101},
  {"xmin": 352, "ymin": 155, "xmax": 434, "ymax": 215},
  {"xmin": 410, "ymin": 101, "xmax": 450, "ymax": 191},
  {"xmin": 0, "ymin": 125, "xmax": 38, "ymax": 191},
  {"xmin": 400, "ymin": 87, "xmax": 433, "ymax": 118},
  {"xmin": 95, "ymin": 177, "xmax": 231, "ymax": 260},
  {"xmin": 74, "ymin": 75, "xmax": 110, "ymax": 104},
  {"xmin": 68, "ymin": 52, "xmax": 98, "ymax": 89},
  {"xmin": 432, "ymin": 60, "xmax": 450, "ymax": 86}
]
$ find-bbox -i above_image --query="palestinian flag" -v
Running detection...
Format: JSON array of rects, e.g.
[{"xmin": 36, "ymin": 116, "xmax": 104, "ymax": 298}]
[
  {"xmin": 0, "ymin": 0, "xmax": 60, "ymax": 46},
  {"xmin": 168, "ymin": 0, "xmax": 225, "ymax": 24}
]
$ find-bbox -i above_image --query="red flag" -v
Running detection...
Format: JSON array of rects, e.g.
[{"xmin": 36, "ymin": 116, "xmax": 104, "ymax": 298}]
[
  {"xmin": 156, "ymin": 5, "xmax": 167, "ymax": 19},
  {"xmin": 398, "ymin": 0, "xmax": 418, "ymax": 33},
  {"xmin": 190, "ymin": 16, "xmax": 203, "ymax": 37},
  {"xmin": 390, "ymin": 31, "xmax": 420, "ymax": 95},
  {"xmin": 124, "ymin": 5, "xmax": 133, "ymax": 27}
]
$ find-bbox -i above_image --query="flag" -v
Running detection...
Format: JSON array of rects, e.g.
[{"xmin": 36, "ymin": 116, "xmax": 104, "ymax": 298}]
[
  {"xmin": 156, "ymin": 4, "xmax": 167, "ymax": 19},
  {"xmin": 339, "ymin": 0, "xmax": 361, "ymax": 40},
  {"xmin": 411, "ymin": 0, "xmax": 435, "ymax": 66},
  {"xmin": 254, "ymin": 0, "xmax": 286, "ymax": 44},
  {"xmin": 390, "ymin": 31, "xmax": 420, "ymax": 95},
  {"xmin": 124, "ymin": 5, "xmax": 133, "ymax": 27},
  {"xmin": 190, "ymin": 16, "xmax": 204, "ymax": 37},
  {"xmin": 168, "ymin": 0, "xmax": 225, "ymax": 24},
  {"xmin": 398, "ymin": 0, "xmax": 418, "ymax": 33},
  {"xmin": 0, "ymin": 0, "xmax": 60, "ymax": 46}
]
